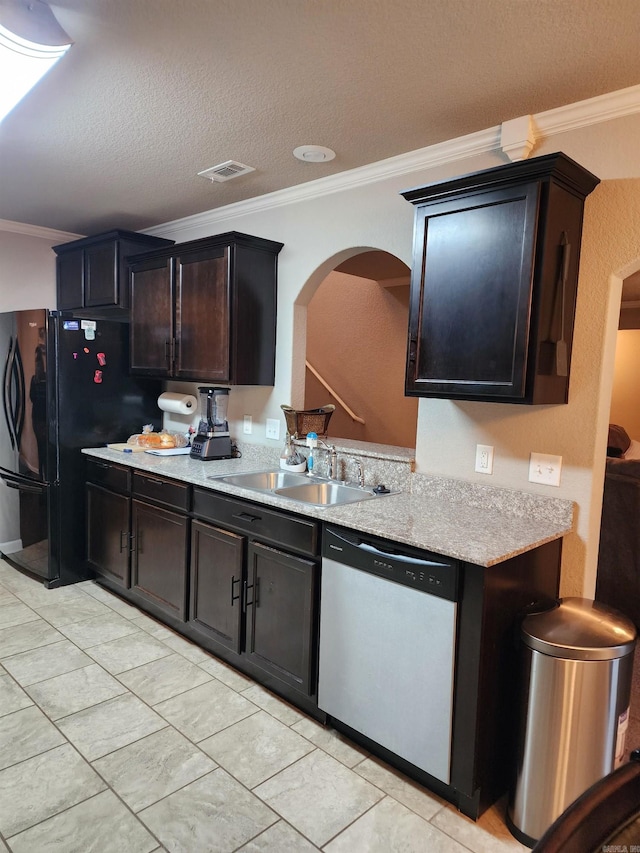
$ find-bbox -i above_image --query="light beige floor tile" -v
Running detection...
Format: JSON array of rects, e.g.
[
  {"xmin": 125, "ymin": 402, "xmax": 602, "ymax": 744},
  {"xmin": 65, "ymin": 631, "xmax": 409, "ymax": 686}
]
[
  {"xmin": 84, "ymin": 631, "xmax": 171, "ymax": 674},
  {"xmin": 0, "ymin": 743, "xmax": 106, "ymax": 837},
  {"xmin": 24, "ymin": 663, "xmax": 128, "ymax": 720},
  {"xmin": 8, "ymin": 583, "xmax": 87, "ymax": 609},
  {"xmin": 240, "ymin": 683, "xmax": 305, "ymax": 726},
  {"xmin": 7, "ymin": 789, "xmax": 159, "ymax": 853},
  {"xmin": 1, "ymin": 640, "xmax": 92, "ymax": 686},
  {"xmin": 0, "ymin": 587, "xmax": 19, "ymax": 605},
  {"xmin": 292, "ymin": 717, "xmax": 368, "ymax": 768},
  {"xmin": 431, "ymin": 797, "xmax": 530, "ymax": 853},
  {"xmin": 32, "ymin": 595, "xmax": 112, "ymax": 627},
  {"xmin": 199, "ymin": 656, "xmax": 254, "ymax": 691},
  {"xmin": 199, "ymin": 710, "xmax": 315, "ymax": 788},
  {"xmin": 94, "ymin": 726, "xmax": 216, "ymax": 812},
  {"xmin": 0, "ymin": 673, "xmax": 33, "ymax": 717},
  {"xmin": 154, "ymin": 678, "xmax": 259, "ymax": 742},
  {"xmin": 56, "ymin": 612, "xmax": 141, "ymax": 648},
  {"xmin": 81, "ymin": 583, "xmax": 142, "ymax": 617},
  {"xmin": 354, "ymin": 756, "xmax": 445, "ymax": 821},
  {"xmin": 0, "ymin": 619, "xmax": 64, "ymax": 659},
  {"xmin": 128, "ymin": 612, "xmax": 176, "ymax": 639},
  {"xmin": 254, "ymin": 748, "xmax": 384, "ymax": 847},
  {"xmin": 237, "ymin": 819, "xmax": 320, "ymax": 852},
  {"xmin": 161, "ymin": 632, "xmax": 212, "ymax": 663},
  {"xmin": 0, "ymin": 705, "xmax": 65, "ymax": 770},
  {"xmin": 324, "ymin": 795, "xmax": 470, "ymax": 852},
  {"xmin": 139, "ymin": 768, "xmax": 277, "ymax": 853},
  {"xmin": 57, "ymin": 693, "xmax": 168, "ymax": 761},
  {"xmin": 0, "ymin": 600, "xmax": 39, "ymax": 629},
  {"xmin": 118, "ymin": 653, "xmax": 213, "ymax": 704}
]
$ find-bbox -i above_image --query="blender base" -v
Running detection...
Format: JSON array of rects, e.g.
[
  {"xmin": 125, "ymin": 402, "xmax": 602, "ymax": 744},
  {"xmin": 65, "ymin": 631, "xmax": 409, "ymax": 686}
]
[{"xmin": 190, "ymin": 435, "xmax": 233, "ymax": 461}]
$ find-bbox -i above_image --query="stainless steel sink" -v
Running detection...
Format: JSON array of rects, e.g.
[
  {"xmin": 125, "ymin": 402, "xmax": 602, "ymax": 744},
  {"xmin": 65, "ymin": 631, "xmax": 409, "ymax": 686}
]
[
  {"xmin": 208, "ymin": 468, "xmax": 392, "ymax": 507},
  {"xmin": 273, "ymin": 481, "xmax": 375, "ymax": 507},
  {"xmin": 212, "ymin": 470, "xmax": 310, "ymax": 490}
]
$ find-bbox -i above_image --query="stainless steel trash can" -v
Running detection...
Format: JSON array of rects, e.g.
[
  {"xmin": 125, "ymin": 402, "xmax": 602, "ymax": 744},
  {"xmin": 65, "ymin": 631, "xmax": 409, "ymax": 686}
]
[{"xmin": 507, "ymin": 597, "xmax": 636, "ymax": 848}]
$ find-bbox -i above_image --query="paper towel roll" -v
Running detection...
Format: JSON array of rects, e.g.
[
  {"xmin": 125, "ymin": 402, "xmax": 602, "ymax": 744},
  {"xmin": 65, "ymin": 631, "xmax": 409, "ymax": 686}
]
[{"xmin": 157, "ymin": 392, "xmax": 198, "ymax": 415}]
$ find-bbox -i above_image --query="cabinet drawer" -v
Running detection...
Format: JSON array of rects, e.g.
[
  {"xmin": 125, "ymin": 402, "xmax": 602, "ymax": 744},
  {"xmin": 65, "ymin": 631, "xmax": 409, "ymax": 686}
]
[
  {"xmin": 193, "ymin": 489, "xmax": 319, "ymax": 557},
  {"xmin": 133, "ymin": 472, "xmax": 190, "ymax": 511},
  {"xmin": 86, "ymin": 459, "xmax": 130, "ymax": 494}
]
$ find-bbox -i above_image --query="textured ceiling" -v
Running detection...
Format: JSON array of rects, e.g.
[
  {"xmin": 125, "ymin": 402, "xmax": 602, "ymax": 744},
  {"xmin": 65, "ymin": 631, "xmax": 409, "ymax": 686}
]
[{"xmin": 1, "ymin": 0, "xmax": 640, "ymax": 236}]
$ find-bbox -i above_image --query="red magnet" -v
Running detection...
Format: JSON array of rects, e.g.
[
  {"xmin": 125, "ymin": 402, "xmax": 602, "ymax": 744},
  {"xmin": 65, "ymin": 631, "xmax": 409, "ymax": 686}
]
[
  {"xmin": 93, "ymin": 370, "xmax": 103, "ymax": 384},
  {"xmin": 84, "ymin": 347, "xmax": 90, "ymax": 354},
  {"xmin": 97, "ymin": 352, "xmax": 106, "ymax": 366}
]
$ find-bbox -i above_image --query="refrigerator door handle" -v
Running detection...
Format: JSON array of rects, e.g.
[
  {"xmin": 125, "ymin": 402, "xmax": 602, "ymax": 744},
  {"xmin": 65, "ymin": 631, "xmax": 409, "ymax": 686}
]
[
  {"xmin": 13, "ymin": 338, "xmax": 26, "ymax": 448},
  {"xmin": 3, "ymin": 337, "xmax": 18, "ymax": 450},
  {"xmin": 0, "ymin": 466, "xmax": 48, "ymax": 494}
]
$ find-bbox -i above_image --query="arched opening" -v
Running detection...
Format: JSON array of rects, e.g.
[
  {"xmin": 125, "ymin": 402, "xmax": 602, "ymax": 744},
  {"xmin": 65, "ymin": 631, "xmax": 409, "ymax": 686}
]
[{"xmin": 302, "ymin": 249, "xmax": 418, "ymax": 448}]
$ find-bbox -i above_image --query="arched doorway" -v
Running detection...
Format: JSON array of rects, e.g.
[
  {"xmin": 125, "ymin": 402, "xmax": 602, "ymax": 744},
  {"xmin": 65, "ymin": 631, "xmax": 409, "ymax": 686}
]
[{"xmin": 303, "ymin": 249, "xmax": 417, "ymax": 448}]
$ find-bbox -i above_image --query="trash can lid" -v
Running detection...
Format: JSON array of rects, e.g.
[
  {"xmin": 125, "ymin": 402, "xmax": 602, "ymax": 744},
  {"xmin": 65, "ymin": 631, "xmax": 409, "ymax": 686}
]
[{"xmin": 521, "ymin": 597, "xmax": 637, "ymax": 660}]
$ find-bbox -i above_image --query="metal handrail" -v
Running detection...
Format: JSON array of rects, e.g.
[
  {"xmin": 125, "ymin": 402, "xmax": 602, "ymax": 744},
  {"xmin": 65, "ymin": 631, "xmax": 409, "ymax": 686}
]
[{"xmin": 305, "ymin": 360, "xmax": 365, "ymax": 424}]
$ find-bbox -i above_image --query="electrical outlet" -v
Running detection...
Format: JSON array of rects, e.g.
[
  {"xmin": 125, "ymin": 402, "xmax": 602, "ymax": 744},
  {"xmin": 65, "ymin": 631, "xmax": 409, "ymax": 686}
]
[
  {"xmin": 265, "ymin": 418, "xmax": 280, "ymax": 440},
  {"xmin": 475, "ymin": 444, "xmax": 494, "ymax": 474},
  {"xmin": 243, "ymin": 415, "xmax": 252, "ymax": 435},
  {"xmin": 529, "ymin": 452, "xmax": 562, "ymax": 487}
]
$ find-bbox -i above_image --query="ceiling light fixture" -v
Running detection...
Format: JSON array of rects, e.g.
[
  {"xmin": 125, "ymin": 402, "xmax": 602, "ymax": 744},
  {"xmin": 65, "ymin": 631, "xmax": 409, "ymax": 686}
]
[
  {"xmin": 293, "ymin": 145, "xmax": 336, "ymax": 163},
  {"xmin": 0, "ymin": 0, "xmax": 73, "ymax": 123}
]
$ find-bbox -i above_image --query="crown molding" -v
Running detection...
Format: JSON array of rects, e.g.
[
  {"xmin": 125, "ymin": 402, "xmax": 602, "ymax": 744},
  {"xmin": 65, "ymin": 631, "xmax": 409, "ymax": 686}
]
[
  {"xmin": 143, "ymin": 84, "xmax": 640, "ymax": 241},
  {"xmin": 0, "ymin": 219, "xmax": 82, "ymax": 243}
]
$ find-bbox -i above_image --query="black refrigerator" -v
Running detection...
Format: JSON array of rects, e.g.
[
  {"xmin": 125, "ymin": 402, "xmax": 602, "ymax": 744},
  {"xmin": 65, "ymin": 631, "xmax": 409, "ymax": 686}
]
[{"xmin": 0, "ymin": 310, "xmax": 161, "ymax": 587}]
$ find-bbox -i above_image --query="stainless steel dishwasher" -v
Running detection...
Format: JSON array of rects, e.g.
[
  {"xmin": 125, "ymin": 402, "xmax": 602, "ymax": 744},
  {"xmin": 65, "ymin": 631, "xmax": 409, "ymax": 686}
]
[{"xmin": 318, "ymin": 526, "xmax": 459, "ymax": 784}]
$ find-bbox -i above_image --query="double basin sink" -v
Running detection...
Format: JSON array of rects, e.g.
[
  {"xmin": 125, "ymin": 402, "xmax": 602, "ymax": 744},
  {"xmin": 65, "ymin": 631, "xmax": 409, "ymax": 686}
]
[{"xmin": 208, "ymin": 469, "xmax": 391, "ymax": 508}]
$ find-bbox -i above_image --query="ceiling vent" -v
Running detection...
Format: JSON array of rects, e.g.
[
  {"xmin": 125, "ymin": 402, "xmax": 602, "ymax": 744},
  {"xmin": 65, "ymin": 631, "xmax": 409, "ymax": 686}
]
[{"xmin": 197, "ymin": 160, "xmax": 256, "ymax": 182}]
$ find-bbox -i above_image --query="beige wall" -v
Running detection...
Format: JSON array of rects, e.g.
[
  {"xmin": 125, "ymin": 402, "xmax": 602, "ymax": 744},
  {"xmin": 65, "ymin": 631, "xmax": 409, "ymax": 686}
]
[
  {"xmin": 610, "ymin": 329, "xmax": 640, "ymax": 440},
  {"xmin": 304, "ymin": 271, "xmax": 418, "ymax": 447}
]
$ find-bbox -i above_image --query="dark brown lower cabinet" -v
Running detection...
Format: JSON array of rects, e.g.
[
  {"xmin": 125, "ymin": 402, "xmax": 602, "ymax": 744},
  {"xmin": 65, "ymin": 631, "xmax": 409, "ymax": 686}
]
[
  {"xmin": 131, "ymin": 499, "xmax": 189, "ymax": 620},
  {"xmin": 190, "ymin": 520, "xmax": 244, "ymax": 653},
  {"xmin": 189, "ymin": 490, "xmax": 320, "ymax": 705},
  {"xmin": 86, "ymin": 482, "xmax": 130, "ymax": 589},
  {"xmin": 244, "ymin": 542, "xmax": 316, "ymax": 695}
]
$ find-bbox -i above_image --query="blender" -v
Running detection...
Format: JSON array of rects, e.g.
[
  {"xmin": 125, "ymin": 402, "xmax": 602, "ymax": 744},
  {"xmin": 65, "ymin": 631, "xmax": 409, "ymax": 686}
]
[{"xmin": 189, "ymin": 387, "xmax": 233, "ymax": 460}]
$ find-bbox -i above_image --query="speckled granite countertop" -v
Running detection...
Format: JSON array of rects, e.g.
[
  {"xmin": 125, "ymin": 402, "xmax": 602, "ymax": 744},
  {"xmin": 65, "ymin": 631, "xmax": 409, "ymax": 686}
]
[{"xmin": 82, "ymin": 446, "xmax": 574, "ymax": 567}]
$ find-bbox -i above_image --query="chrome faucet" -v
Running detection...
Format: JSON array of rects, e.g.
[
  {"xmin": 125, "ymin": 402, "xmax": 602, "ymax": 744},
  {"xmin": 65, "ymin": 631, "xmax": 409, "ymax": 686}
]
[
  {"xmin": 317, "ymin": 439, "xmax": 338, "ymax": 479},
  {"xmin": 355, "ymin": 459, "xmax": 365, "ymax": 488}
]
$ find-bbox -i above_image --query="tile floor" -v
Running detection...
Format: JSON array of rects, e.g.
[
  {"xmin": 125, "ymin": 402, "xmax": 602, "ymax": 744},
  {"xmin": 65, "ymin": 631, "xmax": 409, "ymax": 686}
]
[{"xmin": 0, "ymin": 558, "xmax": 527, "ymax": 853}]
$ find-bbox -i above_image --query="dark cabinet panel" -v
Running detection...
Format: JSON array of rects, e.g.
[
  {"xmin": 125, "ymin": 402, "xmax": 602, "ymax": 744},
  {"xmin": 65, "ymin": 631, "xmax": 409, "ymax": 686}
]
[
  {"xmin": 131, "ymin": 499, "xmax": 189, "ymax": 620},
  {"xmin": 402, "ymin": 152, "xmax": 599, "ymax": 403},
  {"xmin": 130, "ymin": 257, "xmax": 173, "ymax": 376},
  {"xmin": 54, "ymin": 230, "xmax": 173, "ymax": 317},
  {"xmin": 244, "ymin": 541, "xmax": 316, "ymax": 695},
  {"xmin": 128, "ymin": 232, "xmax": 283, "ymax": 384},
  {"xmin": 86, "ymin": 483, "xmax": 130, "ymax": 589},
  {"xmin": 190, "ymin": 520, "xmax": 244, "ymax": 653}
]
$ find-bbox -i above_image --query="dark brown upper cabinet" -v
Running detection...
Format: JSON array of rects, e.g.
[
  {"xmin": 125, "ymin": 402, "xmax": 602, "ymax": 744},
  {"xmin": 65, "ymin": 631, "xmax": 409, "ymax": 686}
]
[
  {"xmin": 53, "ymin": 230, "xmax": 174, "ymax": 317},
  {"xmin": 401, "ymin": 153, "xmax": 599, "ymax": 404},
  {"xmin": 128, "ymin": 232, "xmax": 283, "ymax": 384}
]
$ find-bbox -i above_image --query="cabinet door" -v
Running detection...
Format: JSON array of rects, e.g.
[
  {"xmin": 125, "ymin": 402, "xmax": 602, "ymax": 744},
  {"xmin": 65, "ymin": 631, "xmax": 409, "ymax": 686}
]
[
  {"xmin": 86, "ymin": 484, "xmax": 130, "ymax": 588},
  {"xmin": 175, "ymin": 247, "xmax": 229, "ymax": 381},
  {"xmin": 244, "ymin": 541, "xmax": 317, "ymax": 695},
  {"xmin": 84, "ymin": 242, "xmax": 118, "ymax": 307},
  {"xmin": 190, "ymin": 520, "xmax": 244, "ymax": 653},
  {"xmin": 406, "ymin": 183, "xmax": 540, "ymax": 401},
  {"xmin": 57, "ymin": 251, "xmax": 84, "ymax": 310},
  {"xmin": 131, "ymin": 499, "xmax": 189, "ymax": 619},
  {"xmin": 130, "ymin": 257, "xmax": 174, "ymax": 375}
]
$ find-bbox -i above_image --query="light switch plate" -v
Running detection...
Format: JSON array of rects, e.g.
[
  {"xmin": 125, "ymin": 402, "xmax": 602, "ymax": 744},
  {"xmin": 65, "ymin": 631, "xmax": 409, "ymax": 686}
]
[
  {"xmin": 529, "ymin": 452, "xmax": 562, "ymax": 487},
  {"xmin": 265, "ymin": 418, "xmax": 280, "ymax": 440},
  {"xmin": 243, "ymin": 415, "xmax": 252, "ymax": 435}
]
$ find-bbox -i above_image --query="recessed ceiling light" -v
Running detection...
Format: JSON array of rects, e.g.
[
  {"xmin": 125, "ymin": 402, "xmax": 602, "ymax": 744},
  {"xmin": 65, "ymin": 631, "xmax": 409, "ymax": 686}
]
[{"xmin": 293, "ymin": 145, "xmax": 336, "ymax": 163}]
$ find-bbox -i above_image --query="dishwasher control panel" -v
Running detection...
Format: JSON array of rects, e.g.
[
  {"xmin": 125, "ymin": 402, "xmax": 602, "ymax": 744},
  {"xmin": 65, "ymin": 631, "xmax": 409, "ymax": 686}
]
[{"xmin": 323, "ymin": 526, "xmax": 458, "ymax": 602}]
